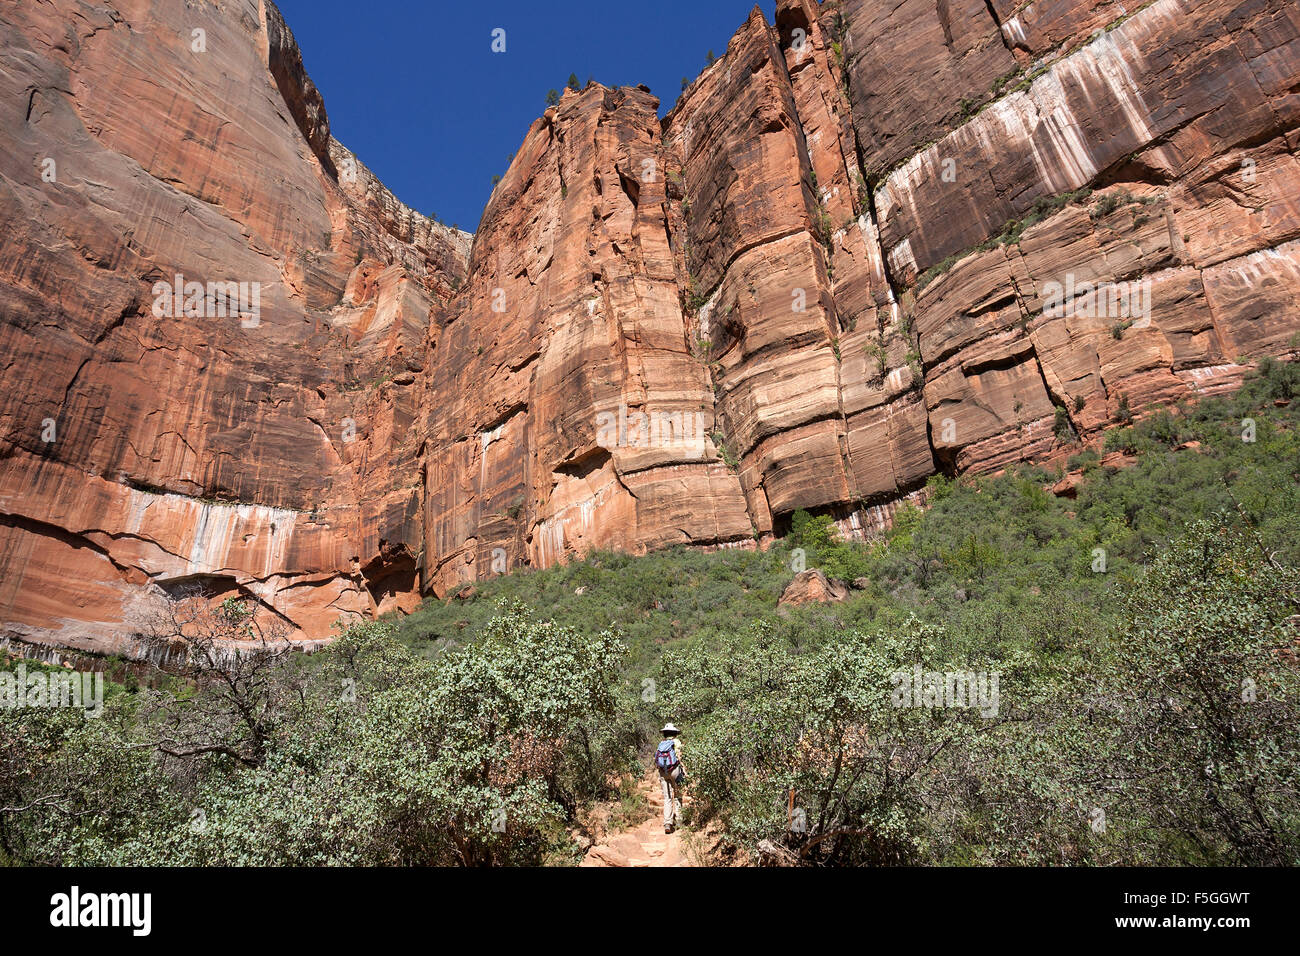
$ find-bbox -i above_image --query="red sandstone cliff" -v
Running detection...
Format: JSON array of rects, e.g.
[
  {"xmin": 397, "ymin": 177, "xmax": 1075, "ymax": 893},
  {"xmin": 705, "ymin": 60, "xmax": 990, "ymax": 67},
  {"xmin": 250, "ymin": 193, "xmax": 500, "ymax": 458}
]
[
  {"xmin": 0, "ymin": 0, "xmax": 468, "ymax": 653},
  {"xmin": 1, "ymin": 0, "xmax": 1297, "ymax": 653}
]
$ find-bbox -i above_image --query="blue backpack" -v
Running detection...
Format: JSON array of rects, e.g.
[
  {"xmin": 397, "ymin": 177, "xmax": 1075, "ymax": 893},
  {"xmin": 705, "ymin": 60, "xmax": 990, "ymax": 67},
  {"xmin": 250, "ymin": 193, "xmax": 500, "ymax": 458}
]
[{"xmin": 655, "ymin": 739, "xmax": 679, "ymax": 771}]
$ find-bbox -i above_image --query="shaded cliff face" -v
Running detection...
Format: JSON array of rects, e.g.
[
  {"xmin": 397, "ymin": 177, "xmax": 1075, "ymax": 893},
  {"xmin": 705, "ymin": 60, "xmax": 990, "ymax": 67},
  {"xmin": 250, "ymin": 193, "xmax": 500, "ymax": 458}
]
[{"xmin": 1, "ymin": 0, "xmax": 1297, "ymax": 652}]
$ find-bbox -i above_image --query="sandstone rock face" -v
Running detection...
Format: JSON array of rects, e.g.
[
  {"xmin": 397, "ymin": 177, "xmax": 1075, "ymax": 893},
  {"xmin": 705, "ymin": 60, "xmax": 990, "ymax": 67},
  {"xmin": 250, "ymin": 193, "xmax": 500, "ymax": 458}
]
[
  {"xmin": 855, "ymin": 0, "xmax": 1300, "ymax": 472},
  {"xmin": 419, "ymin": 84, "xmax": 753, "ymax": 597},
  {"xmin": 0, "ymin": 0, "xmax": 467, "ymax": 653},
  {"xmin": 840, "ymin": 0, "xmax": 1017, "ymax": 180},
  {"xmin": 872, "ymin": 0, "xmax": 1300, "ymax": 280},
  {"xmin": 1, "ymin": 0, "xmax": 1297, "ymax": 653}
]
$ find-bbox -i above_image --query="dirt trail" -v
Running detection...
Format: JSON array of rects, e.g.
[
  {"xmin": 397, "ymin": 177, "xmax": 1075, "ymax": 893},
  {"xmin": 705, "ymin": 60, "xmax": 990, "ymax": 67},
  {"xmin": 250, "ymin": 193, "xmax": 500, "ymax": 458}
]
[{"xmin": 580, "ymin": 769, "xmax": 694, "ymax": 867}]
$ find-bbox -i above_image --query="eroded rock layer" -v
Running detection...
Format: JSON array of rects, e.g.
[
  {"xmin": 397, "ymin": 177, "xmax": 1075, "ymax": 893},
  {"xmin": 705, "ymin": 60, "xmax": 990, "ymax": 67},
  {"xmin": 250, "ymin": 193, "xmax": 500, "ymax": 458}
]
[{"xmin": 1, "ymin": 0, "xmax": 1297, "ymax": 651}]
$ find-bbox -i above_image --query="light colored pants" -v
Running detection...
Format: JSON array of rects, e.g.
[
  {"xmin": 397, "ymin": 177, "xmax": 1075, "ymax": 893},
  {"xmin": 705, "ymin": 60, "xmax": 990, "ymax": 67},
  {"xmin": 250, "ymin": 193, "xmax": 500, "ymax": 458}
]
[{"xmin": 661, "ymin": 771, "xmax": 681, "ymax": 828}]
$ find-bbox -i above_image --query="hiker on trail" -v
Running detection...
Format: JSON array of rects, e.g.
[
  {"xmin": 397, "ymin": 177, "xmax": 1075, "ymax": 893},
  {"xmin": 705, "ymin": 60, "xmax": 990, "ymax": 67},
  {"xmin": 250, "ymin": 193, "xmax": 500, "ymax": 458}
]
[{"xmin": 655, "ymin": 722, "xmax": 685, "ymax": 833}]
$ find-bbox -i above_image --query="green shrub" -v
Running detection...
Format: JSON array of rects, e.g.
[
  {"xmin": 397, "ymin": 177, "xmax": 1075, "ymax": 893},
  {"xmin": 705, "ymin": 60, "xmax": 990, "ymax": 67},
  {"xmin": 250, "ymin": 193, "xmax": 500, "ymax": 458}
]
[{"xmin": 1053, "ymin": 406, "xmax": 1074, "ymax": 441}]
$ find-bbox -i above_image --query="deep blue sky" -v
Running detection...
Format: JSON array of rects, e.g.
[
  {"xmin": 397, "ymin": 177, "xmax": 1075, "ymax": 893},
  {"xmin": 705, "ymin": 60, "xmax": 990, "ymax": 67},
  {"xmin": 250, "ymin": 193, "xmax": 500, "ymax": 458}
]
[{"xmin": 275, "ymin": 0, "xmax": 776, "ymax": 232}]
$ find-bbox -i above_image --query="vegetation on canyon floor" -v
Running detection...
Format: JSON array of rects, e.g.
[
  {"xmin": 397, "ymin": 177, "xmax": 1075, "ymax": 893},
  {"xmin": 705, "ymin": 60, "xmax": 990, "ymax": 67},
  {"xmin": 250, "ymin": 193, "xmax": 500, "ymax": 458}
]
[{"xmin": 2, "ymin": 361, "xmax": 1298, "ymax": 866}]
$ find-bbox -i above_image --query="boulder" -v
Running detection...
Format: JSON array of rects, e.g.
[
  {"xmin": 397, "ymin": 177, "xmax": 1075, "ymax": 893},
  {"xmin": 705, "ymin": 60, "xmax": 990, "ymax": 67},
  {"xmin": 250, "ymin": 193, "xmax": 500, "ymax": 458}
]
[{"xmin": 779, "ymin": 570, "xmax": 851, "ymax": 607}]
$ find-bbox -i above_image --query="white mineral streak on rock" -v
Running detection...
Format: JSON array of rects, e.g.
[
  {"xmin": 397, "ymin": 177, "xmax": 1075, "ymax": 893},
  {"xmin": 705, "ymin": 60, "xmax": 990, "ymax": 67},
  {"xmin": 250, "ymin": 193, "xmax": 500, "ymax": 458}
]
[
  {"xmin": 712, "ymin": 538, "xmax": 753, "ymax": 551},
  {"xmin": 1186, "ymin": 363, "xmax": 1239, "ymax": 383},
  {"xmin": 121, "ymin": 488, "xmax": 301, "ymax": 580},
  {"xmin": 1213, "ymin": 239, "xmax": 1300, "ymax": 290},
  {"xmin": 480, "ymin": 424, "xmax": 505, "ymax": 487},
  {"xmin": 124, "ymin": 490, "xmax": 153, "ymax": 537},
  {"xmin": 833, "ymin": 509, "xmax": 864, "ymax": 542},
  {"xmin": 535, "ymin": 515, "xmax": 567, "ymax": 568},
  {"xmin": 697, "ymin": 286, "xmax": 721, "ymax": 337},
  {"xmin": 1001, "ymin": 16, "xmax": 1027, "ymax": 46},
  {"xmin": 858, "ymin": 213, "xmax": 891, "ymax": 291},
  {"xmin": 888, "ymin": 238, "xmax": 917, "ymax": 279},
  {"xmin": 184, "ymin": 501, "xmax": 300, "ymax": 577},
  {"xmin": 879, "ymin": 1, "xmax": 1172, "ymax": 240},
  {"xmin": 263, "ymin": 512, "xmax": 297, "ymax": 579},
  {"xmin": 533, "ymin": 483, "xmax": 610, "ymax": 568}
]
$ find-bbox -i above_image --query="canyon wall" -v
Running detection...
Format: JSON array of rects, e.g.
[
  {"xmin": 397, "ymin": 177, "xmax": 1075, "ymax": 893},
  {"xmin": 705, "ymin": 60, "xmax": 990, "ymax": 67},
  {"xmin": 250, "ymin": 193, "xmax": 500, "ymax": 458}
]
[
  {"xmin": 1, "ymin": 0, "xmax": 1297, "ymax": 653},
  {"xmin": 0, "ymin": 0, "xmax": 468, "ymax": 653}
]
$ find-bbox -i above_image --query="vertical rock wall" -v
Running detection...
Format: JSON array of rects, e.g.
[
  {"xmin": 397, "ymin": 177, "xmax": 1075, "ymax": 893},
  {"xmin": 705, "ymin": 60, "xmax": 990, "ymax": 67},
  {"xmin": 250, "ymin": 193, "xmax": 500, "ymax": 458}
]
[{"xmin": 1, "ymin": 0, "xmax": 1297, "ymax": 651}]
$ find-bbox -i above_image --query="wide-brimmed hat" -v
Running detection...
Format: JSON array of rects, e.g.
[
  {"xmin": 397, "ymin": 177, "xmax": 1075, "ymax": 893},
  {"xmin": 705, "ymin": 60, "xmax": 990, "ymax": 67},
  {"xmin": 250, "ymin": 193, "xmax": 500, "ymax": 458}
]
[{"xmin": 662, "ymin": 723, "xmax": 680, "ymax": 735}]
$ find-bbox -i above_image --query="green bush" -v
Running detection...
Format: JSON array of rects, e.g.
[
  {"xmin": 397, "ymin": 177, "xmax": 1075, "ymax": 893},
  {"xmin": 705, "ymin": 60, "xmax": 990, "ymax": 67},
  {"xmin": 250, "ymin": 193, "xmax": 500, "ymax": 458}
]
[
  {"xmin": 788, "ymin": 509, "xmax": 874, "ymax": 582},
  {"xmin": 0, "ymin": 608, "xmax": 632, "ymax": 866},
  {"xmin": 1073, "ymin": 521, "xmax": 1300, "ymax": 864}
]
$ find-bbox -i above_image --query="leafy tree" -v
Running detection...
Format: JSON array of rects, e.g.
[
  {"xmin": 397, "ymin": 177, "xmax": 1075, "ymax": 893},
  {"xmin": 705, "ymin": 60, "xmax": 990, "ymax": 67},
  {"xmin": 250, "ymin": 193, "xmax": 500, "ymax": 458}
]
[
  {"xmin": 789, "ymin": 509, "xmax": 837, "ymax": 553},
  {"xmin": 1076, "ymin": 520, "xmax": 1300, "ymax": 864},
  {"xmin": 0, "ymin": 686, "xmax": 178, "ymax": 866},
  {"xmin": 942, "ymin": 532, "xmax": 1002, "ymax": 583},
  {"xmin": 659, "ymin": 619, "xmax": 1034, "ymax": 864},
  {"xmin": 788, "ymin": 509, "xmax": 873, "ymax": 582},
  {"xmin": 0, "ymin": 606, "xmax": 632, "ymax": 866},
  {"xmin": 1053, "ymin": 405, "xmax": 1074, "ymax": 441}
]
